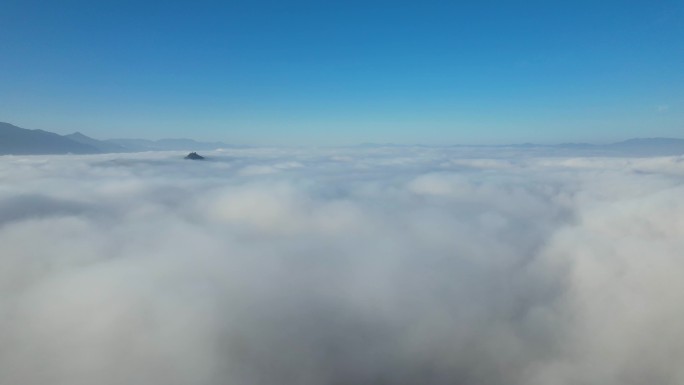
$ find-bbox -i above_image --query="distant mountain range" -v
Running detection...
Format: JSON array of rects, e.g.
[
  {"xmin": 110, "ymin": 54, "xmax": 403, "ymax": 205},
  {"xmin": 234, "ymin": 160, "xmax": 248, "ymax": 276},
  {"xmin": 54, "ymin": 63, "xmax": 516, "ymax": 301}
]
[
  {"xmin": 2, "ymin": 121, "xmax": 684, "ymax": 156},
  {"xmin": 359, "ymin": 138, "xmax": 684, "ymax": 156},
  {"xmin": 105, "ymin": 138, "xmax": 232, "ymax": 152},
  {"xmin": 498, "ymin": 138, "xmax": 684, "ymax": 156},
  {"xmin": 0, "ymin": 122, "xmax": 233, "ymax": 155},
  {"xmin": 0, "ymin": 122, "xmax": 99, "ymax": 155}
]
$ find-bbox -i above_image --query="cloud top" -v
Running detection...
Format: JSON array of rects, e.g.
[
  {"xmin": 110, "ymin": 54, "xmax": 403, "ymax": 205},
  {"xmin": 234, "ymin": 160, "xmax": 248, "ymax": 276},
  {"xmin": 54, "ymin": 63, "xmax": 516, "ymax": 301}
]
[{"xmin": 1, "ymin": 148, "xmax": 684, "ymax": 385}]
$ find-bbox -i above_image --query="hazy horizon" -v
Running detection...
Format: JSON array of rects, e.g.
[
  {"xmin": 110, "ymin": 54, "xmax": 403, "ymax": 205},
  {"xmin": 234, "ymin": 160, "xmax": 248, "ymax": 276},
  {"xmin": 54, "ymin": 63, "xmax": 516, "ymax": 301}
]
[{"xmin": 4, "ymin": 120, "xmax": 684, "ymax": 149}]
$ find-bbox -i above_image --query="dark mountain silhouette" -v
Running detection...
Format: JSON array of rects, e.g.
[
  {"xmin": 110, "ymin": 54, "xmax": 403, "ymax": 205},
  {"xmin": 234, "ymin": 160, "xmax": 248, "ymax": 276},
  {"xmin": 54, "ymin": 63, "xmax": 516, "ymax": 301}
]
[
  {"xmin": 0, "ymin": 122, "xmax": 234, "ymax": 155},
  {"xmin": 184, "ymin": 152, "xmax": 205, "ymax": 160},
  {"xmin": 0, "ymin": 122, "xmax": 98, "ymax": 155}
]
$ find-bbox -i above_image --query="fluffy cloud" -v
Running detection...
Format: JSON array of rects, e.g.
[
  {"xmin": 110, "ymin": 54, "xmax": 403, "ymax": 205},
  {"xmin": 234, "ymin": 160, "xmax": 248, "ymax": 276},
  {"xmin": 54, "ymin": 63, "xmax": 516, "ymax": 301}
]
[{"xmin": 1, "ymin": 148, "xmax": 683, "ymax": 385}]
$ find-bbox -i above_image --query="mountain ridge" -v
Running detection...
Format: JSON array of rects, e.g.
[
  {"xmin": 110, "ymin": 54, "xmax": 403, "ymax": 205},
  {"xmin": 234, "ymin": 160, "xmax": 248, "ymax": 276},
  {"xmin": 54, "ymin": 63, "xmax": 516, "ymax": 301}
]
[
  {"xmin": 0, "ymin": 122, "xmax": 99, "ymax": 155},
  {"xmin": 2, "ymin": 121, "xmax": 684, "ymax": 156},
  {"xmin": 0, "ymin": 122, "xmax": 233, "ymax": 155}
]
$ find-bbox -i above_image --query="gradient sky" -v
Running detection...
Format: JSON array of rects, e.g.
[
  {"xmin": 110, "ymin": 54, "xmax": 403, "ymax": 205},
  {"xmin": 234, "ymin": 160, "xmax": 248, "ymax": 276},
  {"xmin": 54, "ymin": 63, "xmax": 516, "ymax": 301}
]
[{"xmin": 1, "ymin": 0, "xmax": 683, "ymax": 145}]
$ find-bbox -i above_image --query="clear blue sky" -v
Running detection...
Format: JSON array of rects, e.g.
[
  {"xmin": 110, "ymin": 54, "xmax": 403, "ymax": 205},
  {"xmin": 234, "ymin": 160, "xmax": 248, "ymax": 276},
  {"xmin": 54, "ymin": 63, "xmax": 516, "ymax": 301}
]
[{"xmin": 1, "ymin": 0, "xmax": 682, "ymax": 145}]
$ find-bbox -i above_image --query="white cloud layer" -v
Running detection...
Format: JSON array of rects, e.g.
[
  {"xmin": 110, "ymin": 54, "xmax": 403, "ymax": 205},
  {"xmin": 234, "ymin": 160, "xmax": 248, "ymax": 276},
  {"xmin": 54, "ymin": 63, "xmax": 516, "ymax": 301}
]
[{"xmin": 1, "ymin": 148, "xmax": 684, "ymax": 384}]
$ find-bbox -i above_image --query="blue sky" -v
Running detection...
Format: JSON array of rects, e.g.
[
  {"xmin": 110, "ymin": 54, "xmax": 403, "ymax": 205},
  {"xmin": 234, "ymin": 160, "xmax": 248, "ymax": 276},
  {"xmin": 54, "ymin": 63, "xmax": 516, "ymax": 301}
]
[{"xmin": 1, "ymin": 0, "xmax": 682, "ymax": 145}]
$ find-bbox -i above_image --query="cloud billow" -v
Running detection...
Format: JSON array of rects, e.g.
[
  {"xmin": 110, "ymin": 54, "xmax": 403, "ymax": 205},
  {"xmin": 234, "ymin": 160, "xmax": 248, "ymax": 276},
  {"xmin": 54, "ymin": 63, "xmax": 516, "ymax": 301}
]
[{"xmin": 1, "ymin": 148, "xmax": 683, "ymax": 385}]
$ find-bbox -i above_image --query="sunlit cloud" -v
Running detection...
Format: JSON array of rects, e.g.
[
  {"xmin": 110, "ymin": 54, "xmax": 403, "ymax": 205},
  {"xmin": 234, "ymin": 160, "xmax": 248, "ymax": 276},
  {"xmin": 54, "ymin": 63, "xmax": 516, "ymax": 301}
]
[{"xmin": 1, "ymin": 148, "xmax": 684, "ymax": 384}]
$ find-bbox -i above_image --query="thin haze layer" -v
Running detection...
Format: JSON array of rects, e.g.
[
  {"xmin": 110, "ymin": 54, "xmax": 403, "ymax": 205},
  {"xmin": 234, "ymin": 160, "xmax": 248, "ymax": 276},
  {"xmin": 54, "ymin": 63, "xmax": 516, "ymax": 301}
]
[{"xmin": 1, "ymin": 147, "xmax": 684, "ymax": 384}]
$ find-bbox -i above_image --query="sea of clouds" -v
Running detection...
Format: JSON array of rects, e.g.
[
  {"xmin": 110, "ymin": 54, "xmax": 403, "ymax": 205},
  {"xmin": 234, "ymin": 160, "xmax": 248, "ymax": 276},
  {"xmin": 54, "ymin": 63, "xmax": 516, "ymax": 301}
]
[{"xmin": 1, "ymin": 146, "xmax": 684, "ymax": 385}]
